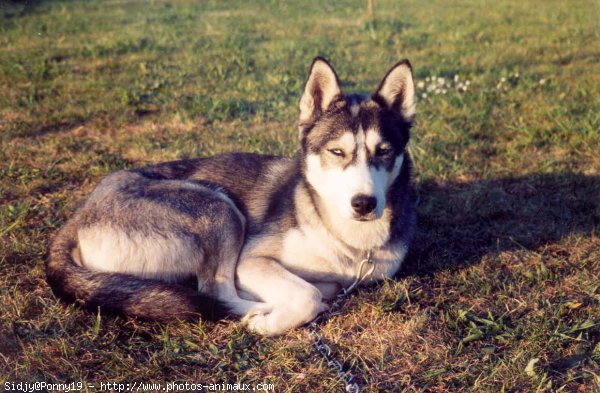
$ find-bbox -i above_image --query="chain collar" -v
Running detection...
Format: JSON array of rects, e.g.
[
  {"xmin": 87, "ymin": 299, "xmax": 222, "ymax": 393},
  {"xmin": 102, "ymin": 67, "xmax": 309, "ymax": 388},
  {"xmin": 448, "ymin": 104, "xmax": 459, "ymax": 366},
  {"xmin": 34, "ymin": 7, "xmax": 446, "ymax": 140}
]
[{"xmin": 307, "ymin": 251, "xmax": 374, "ymax": 393}]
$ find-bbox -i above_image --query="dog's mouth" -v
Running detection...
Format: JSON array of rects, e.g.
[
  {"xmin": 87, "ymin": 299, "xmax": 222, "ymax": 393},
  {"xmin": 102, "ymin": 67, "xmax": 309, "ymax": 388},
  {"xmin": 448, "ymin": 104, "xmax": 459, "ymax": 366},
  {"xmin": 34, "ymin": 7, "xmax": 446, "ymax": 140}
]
[{"xmin": 352, "ymin": 214, "xmax": 379, "ymax": 222}]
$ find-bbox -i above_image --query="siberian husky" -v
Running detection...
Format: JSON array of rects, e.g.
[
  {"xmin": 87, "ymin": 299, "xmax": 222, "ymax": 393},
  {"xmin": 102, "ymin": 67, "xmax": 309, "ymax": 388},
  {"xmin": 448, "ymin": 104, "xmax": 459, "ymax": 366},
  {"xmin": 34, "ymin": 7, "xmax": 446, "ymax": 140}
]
[{"xmin": 46, "ymin": 57, "xmax": 417, "ymax": 336}]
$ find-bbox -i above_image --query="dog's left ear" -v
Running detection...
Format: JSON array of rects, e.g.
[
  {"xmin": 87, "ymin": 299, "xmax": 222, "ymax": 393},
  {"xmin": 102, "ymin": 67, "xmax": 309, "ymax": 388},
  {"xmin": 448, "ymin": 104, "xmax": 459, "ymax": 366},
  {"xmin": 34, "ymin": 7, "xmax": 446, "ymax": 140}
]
[
  {"xmin": 299, "ymin": 57, "xmax": 344, "ymax": 135},
  {"xmin": 373, "ymin": 60, "xmax": 416, "ymax": 123}
]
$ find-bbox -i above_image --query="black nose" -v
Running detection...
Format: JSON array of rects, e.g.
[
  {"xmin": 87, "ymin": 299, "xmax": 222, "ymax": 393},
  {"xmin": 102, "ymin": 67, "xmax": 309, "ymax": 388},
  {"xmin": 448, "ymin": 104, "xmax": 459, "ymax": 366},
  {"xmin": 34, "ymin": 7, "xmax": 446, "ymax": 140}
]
[{"xmin": 351, "ymin": 194, "xmax": 377, "ymax": 216}]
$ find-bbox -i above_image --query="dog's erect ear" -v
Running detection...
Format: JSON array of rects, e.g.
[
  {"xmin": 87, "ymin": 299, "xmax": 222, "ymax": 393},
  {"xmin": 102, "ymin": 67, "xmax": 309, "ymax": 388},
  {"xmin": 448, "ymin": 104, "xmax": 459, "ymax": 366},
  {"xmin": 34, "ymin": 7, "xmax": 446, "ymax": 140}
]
[
  {"xmin": 299, "ymin": 57, "xmax": 343, "ymax": 134},
  {"xmin": 373, "ymin": 60, "xmax": 416, "ymax": 123}
]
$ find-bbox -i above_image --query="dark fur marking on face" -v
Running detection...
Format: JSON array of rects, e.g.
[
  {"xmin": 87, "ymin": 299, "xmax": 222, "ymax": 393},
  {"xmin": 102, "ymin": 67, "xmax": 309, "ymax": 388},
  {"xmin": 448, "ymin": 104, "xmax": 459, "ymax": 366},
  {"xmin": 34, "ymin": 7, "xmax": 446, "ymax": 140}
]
[{"xmin": 302, "ymin": 93, "xmax": 411, "ymax": 175}]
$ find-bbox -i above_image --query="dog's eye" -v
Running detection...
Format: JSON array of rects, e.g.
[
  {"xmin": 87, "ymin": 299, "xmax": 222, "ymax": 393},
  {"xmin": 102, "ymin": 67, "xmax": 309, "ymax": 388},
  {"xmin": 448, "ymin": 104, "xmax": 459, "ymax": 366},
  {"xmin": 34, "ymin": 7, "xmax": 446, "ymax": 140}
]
[
  {"xmin": 328, "ymin": 148, "xmax": 345, "ymax": 157},
  {"xmin": 375, "ymin": 145, "xmax": 393, "ymax": 156}
]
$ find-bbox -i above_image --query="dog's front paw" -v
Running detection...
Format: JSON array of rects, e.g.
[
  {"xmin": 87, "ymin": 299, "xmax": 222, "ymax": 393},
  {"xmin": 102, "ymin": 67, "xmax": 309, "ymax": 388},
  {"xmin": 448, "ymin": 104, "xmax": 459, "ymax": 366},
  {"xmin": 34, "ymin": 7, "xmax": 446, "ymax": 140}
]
[
  {"xmin": 242, "ymin": 303, "xmax": 272, "ymax": 319},
  {"xmin": 241, "ymin": 301, "xmax": 327, "ymax": 336},
  {"xmin": 242, "ymin": 308, "xmax": 275, "ymax": 335}
]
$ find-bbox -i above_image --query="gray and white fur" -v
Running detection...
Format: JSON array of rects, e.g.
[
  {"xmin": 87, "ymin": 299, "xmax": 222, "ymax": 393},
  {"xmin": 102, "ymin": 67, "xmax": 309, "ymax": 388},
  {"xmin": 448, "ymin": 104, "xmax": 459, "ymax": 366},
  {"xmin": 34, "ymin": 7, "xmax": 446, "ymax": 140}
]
[{"xmin": 46, "ymin": 57, "xmax": 417, "ymax": 335}]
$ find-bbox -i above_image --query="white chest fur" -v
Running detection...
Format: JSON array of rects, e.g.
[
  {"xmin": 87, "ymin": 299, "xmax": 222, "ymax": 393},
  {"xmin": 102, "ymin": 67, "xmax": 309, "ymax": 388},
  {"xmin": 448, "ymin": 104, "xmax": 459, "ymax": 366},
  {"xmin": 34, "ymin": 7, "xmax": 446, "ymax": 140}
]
[{"xmin": 279, "ymin": 222, "xmax": 407, "ymax": 286}]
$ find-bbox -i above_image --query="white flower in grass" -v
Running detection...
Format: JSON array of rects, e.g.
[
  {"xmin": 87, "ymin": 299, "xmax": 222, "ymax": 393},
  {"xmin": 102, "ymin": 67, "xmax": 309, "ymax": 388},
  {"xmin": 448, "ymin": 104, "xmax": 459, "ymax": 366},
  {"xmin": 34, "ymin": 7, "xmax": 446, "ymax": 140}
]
[
  {"xmin": 539, "ymin": 79, "xmax": 546, "ymax": 85},
  {"xmin": 501, "ymin": 77, "xmax": 506, "ymax": 83},
  {"xmin": 420, "ymin": 74, "xmax": 473, "ymax": 96}
]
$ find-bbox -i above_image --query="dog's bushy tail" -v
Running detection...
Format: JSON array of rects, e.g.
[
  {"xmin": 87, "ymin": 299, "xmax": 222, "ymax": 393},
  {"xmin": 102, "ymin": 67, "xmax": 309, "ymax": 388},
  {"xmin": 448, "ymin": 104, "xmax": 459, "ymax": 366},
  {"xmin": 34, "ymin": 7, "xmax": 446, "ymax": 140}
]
[{"xmin": 46, "ymin": 220, "xmax": 227, "ymax": 321}]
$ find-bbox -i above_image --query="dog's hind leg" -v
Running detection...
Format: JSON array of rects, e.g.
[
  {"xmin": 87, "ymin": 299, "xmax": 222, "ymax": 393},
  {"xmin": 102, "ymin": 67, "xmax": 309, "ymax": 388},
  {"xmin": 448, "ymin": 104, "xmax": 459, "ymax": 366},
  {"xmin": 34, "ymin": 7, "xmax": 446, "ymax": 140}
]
[
  {"xmin": 210, "ymin": 248, "xmax": 272, "ymax": 317},
  {"xmin": 201, "ymin": 196, "xmax": 271, "ymax": 318}
]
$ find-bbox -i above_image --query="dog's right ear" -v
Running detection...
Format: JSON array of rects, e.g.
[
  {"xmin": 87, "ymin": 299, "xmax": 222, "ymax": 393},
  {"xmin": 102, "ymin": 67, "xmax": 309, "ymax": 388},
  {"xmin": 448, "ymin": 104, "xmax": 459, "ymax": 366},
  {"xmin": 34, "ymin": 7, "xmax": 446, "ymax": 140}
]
[{"xmin": 298, "ymin": 57, "xmax": 343, "ymax": 136}]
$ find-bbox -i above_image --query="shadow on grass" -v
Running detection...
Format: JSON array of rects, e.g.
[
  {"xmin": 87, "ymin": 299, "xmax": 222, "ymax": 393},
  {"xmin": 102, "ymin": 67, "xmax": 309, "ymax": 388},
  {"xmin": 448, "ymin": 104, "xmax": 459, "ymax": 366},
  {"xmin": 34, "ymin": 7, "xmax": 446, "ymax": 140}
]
[
  {"xmin": 0, "ymin": 0, "xmax": 50, "ymax": 19},
  {"xmin": 402, "ymin": 172, "xmax": 600, "ymax": 277}
]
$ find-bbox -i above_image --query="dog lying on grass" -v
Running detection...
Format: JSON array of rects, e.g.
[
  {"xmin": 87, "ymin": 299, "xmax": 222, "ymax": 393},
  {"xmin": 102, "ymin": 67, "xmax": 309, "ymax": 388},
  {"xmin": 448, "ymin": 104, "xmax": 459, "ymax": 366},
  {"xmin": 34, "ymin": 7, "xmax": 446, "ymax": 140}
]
[{"xmin": 47, "ymin": 57, "xmax": 416, "ymax": 335}]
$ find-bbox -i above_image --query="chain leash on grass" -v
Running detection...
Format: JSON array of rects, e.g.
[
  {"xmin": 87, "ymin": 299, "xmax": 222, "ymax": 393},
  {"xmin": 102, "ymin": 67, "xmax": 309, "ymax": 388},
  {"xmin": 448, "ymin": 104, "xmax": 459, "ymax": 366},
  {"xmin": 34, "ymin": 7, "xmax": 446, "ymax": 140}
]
[{"xmin": 307, "ymin": 251, "xmax": 375, "ymax": 393}]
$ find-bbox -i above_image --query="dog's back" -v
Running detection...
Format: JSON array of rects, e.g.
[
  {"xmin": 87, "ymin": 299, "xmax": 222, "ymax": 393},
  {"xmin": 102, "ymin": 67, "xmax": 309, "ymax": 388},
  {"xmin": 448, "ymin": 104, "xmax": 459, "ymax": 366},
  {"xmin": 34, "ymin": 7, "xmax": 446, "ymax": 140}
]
[{"xmin": 46, "ymin": 153, "xmax": 292, "ymax": 321}]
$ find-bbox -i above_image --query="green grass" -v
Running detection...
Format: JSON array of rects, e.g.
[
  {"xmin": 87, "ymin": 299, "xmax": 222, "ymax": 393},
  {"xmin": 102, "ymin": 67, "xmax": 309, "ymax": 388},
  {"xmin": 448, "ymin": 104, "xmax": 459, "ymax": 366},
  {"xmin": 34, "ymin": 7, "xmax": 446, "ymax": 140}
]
[{"xmin": 1, "ymin": 0, "xmax": 599, "ymax": 391}]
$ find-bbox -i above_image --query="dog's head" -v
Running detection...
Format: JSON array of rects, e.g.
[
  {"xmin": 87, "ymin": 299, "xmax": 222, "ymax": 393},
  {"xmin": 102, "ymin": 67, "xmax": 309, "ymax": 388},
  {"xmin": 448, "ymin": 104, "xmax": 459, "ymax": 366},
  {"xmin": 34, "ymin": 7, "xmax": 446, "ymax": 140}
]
[{"xmin": 299, "ymin": 57, "xmax": 415, "ymax": 222}]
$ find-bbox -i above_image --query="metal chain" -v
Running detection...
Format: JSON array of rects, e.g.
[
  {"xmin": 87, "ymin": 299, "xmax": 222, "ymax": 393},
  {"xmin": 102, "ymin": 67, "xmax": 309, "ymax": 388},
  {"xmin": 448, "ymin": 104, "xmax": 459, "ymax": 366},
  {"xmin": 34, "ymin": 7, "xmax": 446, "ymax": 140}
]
[{"xmin": 307, "ymin": 252, "xmax": 374, "ymax": 393}]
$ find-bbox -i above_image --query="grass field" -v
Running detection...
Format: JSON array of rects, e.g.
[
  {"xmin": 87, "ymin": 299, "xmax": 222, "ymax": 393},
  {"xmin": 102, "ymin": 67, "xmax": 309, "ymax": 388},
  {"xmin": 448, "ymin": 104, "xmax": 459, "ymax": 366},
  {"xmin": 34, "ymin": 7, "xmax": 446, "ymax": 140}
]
[{"xmin": 1, "ymin": 0, "xmax": 599, "ymax": 391}]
